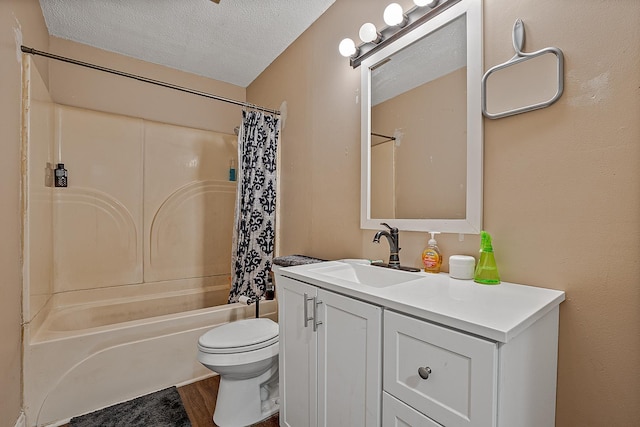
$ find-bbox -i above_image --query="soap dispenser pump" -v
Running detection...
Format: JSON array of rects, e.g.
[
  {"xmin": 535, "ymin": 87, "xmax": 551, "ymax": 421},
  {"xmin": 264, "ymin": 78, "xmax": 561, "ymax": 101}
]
[
  {"xmin": 474, "ymin": 231, "xmax": 501, "ymax": 285},
  {"xmin": 422, "ymin": 232, "xmax": 442, "ymax": 273}
]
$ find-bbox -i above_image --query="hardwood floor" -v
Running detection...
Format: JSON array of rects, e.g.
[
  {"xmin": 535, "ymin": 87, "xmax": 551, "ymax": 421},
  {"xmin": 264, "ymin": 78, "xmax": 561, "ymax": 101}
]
[
  {"xmin": 177, "ymin": 376, "xmax": 220, "ymax": 427},
  {"xmin": 62, "ymin": 375, "xmax": 279, "ymax": 427}
]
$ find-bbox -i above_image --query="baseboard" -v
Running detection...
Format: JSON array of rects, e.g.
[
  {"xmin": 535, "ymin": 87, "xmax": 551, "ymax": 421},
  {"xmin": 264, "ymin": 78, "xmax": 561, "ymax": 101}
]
[{"xmin": 14, "ymin": 412, "xmax": 25, "ymax": 427}]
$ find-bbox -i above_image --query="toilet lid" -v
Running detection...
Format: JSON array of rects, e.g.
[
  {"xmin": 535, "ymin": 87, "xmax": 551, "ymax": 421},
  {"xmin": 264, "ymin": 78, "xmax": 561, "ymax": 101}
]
[{"xmin": 198, "ymin": 318, "xmax": 279, "ymax": 354}]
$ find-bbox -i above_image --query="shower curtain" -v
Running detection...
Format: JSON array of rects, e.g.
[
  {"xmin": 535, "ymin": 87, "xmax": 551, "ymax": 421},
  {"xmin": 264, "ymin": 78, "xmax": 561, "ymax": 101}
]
[{"xmin": 229, "ymin": 110, "xmax": 280, "ymax": 303}]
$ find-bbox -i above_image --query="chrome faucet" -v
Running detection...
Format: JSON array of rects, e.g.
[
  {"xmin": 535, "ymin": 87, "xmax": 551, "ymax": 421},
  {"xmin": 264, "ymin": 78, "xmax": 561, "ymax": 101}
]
[{"xmin": 373, "ymin": 223, "xmax": 401, "ymax": 268}]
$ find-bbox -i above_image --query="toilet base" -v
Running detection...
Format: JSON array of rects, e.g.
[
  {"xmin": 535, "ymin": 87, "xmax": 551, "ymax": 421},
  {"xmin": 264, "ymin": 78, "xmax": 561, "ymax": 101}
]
[{"xmin": 213, "ymin": 364, "xmax": 279, "ymax": 427}]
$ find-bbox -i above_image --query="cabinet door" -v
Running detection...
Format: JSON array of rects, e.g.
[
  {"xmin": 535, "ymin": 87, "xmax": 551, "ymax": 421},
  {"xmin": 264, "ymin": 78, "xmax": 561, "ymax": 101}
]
[
  {"xmin": 317, "ymin": 289, "xmax": 382, "ymax": 427},
  {"xmin": 278, "ymin": 276, "xmax": 318, "ymax": 427}
]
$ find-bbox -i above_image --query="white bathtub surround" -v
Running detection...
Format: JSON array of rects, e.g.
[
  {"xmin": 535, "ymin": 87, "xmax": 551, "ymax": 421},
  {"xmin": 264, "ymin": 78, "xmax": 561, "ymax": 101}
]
[{"xmin": 23, "ymin": 66, "xmax": 240, "ymax": 327}]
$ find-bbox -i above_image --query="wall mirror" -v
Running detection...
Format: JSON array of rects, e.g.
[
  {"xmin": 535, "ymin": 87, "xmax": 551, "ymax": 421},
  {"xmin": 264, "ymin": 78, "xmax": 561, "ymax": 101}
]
[{"xmin": 360, "ymin": 0, "xmax": 482, "ymax": 233}]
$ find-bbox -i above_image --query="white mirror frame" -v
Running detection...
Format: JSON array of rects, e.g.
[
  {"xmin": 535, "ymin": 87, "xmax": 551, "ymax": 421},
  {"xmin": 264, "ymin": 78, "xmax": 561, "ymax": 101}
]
[{"xmin": 360, "ymin": 0, "xmax": 483, "ymax": 233}]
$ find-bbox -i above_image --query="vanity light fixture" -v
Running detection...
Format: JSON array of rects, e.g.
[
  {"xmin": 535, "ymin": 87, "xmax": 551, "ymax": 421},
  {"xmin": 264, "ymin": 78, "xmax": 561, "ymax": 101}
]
[
  {"xmin": 359, "ymin": 23, "xmax": 382, "ymax": 44},
  {"xmin": 383, "ymin": 3, "xmax": 408, "ymax": 27},
  {"xmin": 339, "ymin": 0, "xmax": 459, "ymax": 67},
  {"xmin": 338, "ymin": 38, "xmax": 359, "ymax": 57}
]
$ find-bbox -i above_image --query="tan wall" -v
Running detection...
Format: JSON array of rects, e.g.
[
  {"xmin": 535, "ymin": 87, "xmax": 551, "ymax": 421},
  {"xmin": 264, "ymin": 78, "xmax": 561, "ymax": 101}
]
[
  {"xmin": 248, "ymin": 0, "xmax": 366, "ymax": 259},
  {"xmin": 248, "ymin": 0, "xmax": 640, "ymax": 425},
  {"xmin": 47, "ymin": 37, "xmax": 245, "ymax": 134},
  {"xmin": 0, "ymin": 1, "xmax": 49, "ymax": 425}
]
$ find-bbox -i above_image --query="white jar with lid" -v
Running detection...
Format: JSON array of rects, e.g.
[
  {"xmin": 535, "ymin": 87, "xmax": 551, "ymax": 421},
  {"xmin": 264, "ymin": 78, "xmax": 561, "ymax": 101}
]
[{"xmin": 449, "ymin": 255, "xmax": 476, "ymax": 280}]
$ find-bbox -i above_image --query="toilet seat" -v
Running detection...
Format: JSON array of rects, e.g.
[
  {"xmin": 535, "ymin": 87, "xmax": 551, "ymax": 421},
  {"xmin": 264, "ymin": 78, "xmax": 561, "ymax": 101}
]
[{"xmin": 198, "ymin": 318, "xmax": 278, "ymax": 354}]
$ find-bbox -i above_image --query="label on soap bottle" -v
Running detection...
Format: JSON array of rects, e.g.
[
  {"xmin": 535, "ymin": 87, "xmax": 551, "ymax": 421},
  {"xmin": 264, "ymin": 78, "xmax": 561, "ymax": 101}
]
[{"xmin": 422, "ymin": 249, "xmax": 441, "ymax": 273}]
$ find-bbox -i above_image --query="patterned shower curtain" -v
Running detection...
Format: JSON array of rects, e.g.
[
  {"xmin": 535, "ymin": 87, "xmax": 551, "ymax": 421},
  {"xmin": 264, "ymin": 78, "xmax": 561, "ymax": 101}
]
[{"xmin": 229, "ymin": 110, "xmax": 280, "ymax": 303}]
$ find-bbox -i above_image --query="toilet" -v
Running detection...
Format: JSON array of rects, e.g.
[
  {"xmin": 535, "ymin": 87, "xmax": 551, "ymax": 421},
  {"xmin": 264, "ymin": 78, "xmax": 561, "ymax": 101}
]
[{"xmin": 197, "ymin": 317, "xmax": 279, "ymax": 426}]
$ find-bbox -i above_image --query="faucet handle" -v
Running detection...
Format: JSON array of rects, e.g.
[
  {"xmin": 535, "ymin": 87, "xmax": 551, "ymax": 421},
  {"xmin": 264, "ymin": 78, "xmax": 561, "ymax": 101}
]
[{"xmin": 380, "ymin": 222, "xmax": 398, "ymax": 233}]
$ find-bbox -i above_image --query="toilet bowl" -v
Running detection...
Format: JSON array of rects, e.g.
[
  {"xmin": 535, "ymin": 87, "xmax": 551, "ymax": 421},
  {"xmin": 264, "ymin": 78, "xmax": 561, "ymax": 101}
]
[{"xmin": 198, "ymin": 317, "xmax": 279, "ymax": 427}]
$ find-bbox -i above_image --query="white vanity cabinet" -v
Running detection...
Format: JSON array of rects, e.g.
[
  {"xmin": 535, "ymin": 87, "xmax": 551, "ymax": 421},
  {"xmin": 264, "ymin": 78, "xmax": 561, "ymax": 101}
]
[
  {"xmin": 382, "ymin": 305, "xmax": 561, "ymax": 427},
  {"xmin": 277, "ymin": 261, "xmax": 565, "ymax": 427},
  {"xmin": 277, "ymin": 275, "xmax": 382, "ymax": 427}
]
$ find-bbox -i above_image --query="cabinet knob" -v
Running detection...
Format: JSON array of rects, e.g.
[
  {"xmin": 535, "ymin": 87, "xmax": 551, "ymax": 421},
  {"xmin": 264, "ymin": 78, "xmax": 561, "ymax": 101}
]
[{"xmin": 418, "ymin": 366, "xmax": 432, "ymax": 380}]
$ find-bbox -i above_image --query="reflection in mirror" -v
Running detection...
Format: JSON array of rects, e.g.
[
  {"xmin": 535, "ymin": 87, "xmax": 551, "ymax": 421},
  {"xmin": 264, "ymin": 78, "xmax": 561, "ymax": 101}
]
[
  {"xmin": 361, "ymin": 0, "xmax": 483, "ymax": 233},
  {"xmin": 371, "ymin": 15, "xmax": 467, "ymax": 220}
]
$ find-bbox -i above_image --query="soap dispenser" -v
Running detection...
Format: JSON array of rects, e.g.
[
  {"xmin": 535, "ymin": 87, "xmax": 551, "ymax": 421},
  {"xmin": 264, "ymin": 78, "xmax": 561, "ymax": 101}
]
[
  {"xmin": 422, "ymin": 232, "xmax": 442, "ymax": 273},
  {"xmin": 474, "ymin": 231, "xmax": 501, "ymax": 285}
]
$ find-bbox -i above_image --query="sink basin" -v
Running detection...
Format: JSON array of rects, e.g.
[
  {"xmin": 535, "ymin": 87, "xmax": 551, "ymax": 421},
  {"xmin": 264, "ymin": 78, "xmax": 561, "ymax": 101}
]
[{"xmin": 311, "ymin": 262, "xmax": 422, "ymax": 288}]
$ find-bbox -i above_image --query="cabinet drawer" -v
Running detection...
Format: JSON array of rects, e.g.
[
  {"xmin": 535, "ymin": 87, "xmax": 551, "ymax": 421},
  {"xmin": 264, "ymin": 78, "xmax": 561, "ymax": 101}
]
[
  {"xmin": 384, "ymin": 392, "xmax": 443, "ymax": 427},
  {"xmin": 384, "ymin": 311, "xmax": 497, "ymax": 427}
]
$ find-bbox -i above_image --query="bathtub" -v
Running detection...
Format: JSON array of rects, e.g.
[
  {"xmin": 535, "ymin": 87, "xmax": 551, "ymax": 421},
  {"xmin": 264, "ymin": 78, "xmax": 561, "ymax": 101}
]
[{"xmin": 23, "ymin": 280, "xmax": 277, "ymax": 427}]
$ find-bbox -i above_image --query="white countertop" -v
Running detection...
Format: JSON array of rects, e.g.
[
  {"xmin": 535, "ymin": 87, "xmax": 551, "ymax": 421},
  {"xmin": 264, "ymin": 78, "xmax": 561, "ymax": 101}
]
[{"xmin": 277, "ymin": 260, "xmax": 565, "ymax": 343}]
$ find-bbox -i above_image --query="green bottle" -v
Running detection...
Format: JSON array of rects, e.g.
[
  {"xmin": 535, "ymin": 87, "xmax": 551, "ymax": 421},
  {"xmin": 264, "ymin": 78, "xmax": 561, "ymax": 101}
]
[{"xmin": 474, "ymin": 231, "xmax": 501, "ymax": 285}]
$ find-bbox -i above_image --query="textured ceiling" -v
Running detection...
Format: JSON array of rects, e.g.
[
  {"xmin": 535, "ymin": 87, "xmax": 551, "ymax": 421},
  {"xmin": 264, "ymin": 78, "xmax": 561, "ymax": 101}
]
[{"xmin": 39, "ymin": 0, "xmax": 336, "ymax": 87}]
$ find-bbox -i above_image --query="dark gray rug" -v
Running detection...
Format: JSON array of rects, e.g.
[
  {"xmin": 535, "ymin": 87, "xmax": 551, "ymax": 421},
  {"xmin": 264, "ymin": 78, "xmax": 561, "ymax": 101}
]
[{"xmin": 70, "ymin": 386, "xmax": 191, "ymax": 427}]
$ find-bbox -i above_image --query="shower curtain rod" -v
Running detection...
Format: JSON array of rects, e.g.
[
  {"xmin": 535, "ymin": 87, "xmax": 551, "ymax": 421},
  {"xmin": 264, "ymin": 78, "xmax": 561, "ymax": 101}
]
[{"xmin": 21, "ymin": 46, "xmax": 281, "ymax": 115}]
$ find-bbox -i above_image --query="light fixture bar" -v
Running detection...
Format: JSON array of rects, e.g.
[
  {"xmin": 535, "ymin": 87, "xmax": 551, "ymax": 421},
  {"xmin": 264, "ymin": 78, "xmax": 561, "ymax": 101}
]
[{"xmin": 349, "ymin": 0, "xmax": 461, "ymax": 68}]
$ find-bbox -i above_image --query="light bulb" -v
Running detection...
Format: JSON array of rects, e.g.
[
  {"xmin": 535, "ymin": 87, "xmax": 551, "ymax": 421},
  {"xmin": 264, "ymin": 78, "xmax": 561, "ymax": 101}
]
[
  {"xmin": 383, "ymin": 3, "xmax": 406, "ymax": 27},
  {"xmin": 338, "ymin": 38, "xmax": 357, "ymax": 57},
  {"xmin": 359, "ymin": 23, "xmax": 381, "ymax": 44}
]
